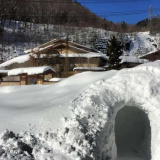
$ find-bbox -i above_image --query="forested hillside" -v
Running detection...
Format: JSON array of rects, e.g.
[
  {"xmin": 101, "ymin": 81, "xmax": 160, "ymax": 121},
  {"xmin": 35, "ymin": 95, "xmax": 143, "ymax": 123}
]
[
  {"xmin": 0, "ymin": 0, "xmax": 120, "ymax": 31},
  {"xmin": 1, "ymin": 0, "xmax": 160, "ymax": 33},
  {"xmin": 137, "ymin": 17, "xmax": 160, "ymax": 33}
]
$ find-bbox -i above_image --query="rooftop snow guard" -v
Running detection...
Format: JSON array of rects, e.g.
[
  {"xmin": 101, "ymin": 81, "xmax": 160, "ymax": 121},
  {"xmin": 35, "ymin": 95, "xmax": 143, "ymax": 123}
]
[{"xmin": 61, "ymin": 61, "xmax": 160, "ymax": 160}]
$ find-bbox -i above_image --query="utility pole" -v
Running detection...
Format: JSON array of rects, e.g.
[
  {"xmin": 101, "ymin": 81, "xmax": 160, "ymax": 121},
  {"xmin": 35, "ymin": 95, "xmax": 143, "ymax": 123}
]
[
  {"xmin": 66, "ymin": 36, "xmax": 69, "ymax": 54},
  {"xmin": 65, "ymin": 36, "xmax": 69, "ymax": 77},
  {"xmin": 149, "ymin": 5, "xmax": 153, "ymax": 32}
]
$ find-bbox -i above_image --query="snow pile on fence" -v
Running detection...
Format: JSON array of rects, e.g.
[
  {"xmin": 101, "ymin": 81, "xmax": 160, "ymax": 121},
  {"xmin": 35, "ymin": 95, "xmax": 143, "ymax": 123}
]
[
  {"xmin": 1, "ymin": 61, "xmax": 160, "ymax": 159},
  {"xmin": 8, "ymin": 66, "xmax": 56, "ymax": 76}
]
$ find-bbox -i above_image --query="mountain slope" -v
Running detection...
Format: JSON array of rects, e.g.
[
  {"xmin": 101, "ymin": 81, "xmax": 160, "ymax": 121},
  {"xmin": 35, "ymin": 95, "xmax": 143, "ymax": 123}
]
[{"xmin": 0, "ymin": 0, "xmax": 113, "ymax": 30}]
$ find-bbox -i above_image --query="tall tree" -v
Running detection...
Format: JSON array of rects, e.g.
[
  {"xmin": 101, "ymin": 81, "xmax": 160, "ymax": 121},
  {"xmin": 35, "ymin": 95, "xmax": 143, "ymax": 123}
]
[{"xmin": 106, "ymin": 35, "xmax": 124, "ymax": 69}]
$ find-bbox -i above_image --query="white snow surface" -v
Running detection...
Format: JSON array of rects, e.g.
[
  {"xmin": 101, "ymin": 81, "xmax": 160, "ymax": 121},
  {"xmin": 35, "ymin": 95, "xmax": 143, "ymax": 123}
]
[
  {"xmin": 1, "ymin": 61, "xmax": 160, "ymax": 159},
  {"xmin": 0, "ymin": 54, "xmax": 30, "ymax": 69},
  {"xmin": 60, "ymin": 52, "xmax": 107, "ymax": 60},
  {"xmin": 8, "ymin": 66, "xmax": 56, "ymax": 76},
  {"xmin": 120, "ymin": 56, "xmax": 149, "ymax": 64},
  {"xmin": 125, "ymin": 32, "xmax": 159, "ymax": 56},
  {"xmin": 0, "ymin": 70, "xmax": 10, "ymax": 74},
  {"xmin": 49, "ymin": 77, "xmax": 65, "ymax": 82},
  {"xmin": 73, "ymin": 67, "xmax": 105, "ymax": 71}
]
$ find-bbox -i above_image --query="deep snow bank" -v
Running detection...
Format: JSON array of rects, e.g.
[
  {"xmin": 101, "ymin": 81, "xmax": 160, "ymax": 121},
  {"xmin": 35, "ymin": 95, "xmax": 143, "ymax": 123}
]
[
  {"xmin": 1, "ymin": 61, "xmax": 160, "ymax": 159},
  {"xmin": 0, "ymin": 70, "xmax": 117, "ymax": 133}
]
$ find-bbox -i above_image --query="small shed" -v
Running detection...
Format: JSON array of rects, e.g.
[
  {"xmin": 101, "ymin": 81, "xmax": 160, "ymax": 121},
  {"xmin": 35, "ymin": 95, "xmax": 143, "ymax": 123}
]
[{"xmin": 8, "ymin": 66, "xmax": 55, "ymax": 85}]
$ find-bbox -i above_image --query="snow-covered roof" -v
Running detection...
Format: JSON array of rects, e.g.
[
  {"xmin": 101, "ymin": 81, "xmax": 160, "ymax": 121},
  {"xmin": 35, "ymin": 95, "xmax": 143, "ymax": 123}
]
[
  {"xmin": 0, "ymin": 54, "xmax": 30, "ymax": 69},
  {"xmin": 60, "ymin": 52, "xmax": 107, "ymax": 60},
  {"xmin": 24, "ymin": 39, "xmax": 98, "ymax": 55},
  {"xmin": 69, "ymin": 41, "xmax": 98, "ymax": 52},
  {"xmin": 8, "ymin": 66, "xmax": 55, "ymax": 76},
  {"xmin": 0, "ymin": 52, "xmax": 107, "ymax": 70},
  {"xmin": 49, "ymin": 77, "xmax": 65, "ymax": 82},
  {"xmin": 24, "ymin": 39, "xmax": 58, "ymax": 54},
  {"xmin": 31, "ymin": 52, "xmax": 107, "ymax": 59},
  {"xmin": 73, "ymin": 67, "xmax": 105, "ymax": 71},
  {"xmin": 25, "ymin": 44, "xmax": 58, "ymax": 54},
  {"xmin": 120, "ymin": 56, "xmax": 149, "ymax": 64},
  {"xmin": 0, "ymin": 70, "xmax": 10, "ymax": 74}
]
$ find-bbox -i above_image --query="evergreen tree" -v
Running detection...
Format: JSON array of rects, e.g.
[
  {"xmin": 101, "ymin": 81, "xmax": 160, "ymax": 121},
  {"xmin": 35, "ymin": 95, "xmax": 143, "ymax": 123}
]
[
  {"xmin": 0, "ymin": 73, "xmax": 3, "ymax": 81},
  {"xmin": 106, "ymin": 35, "xmax": 124, "ymax": 69}
]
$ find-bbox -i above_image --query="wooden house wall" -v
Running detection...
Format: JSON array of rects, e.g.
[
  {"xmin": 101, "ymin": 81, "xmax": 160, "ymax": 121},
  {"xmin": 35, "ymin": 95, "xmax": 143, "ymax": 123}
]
[
  {"xmin": 34, "ymin": 44, "xmax": 89, "ymax": 55},
  {"xmin": 3, "ymin": 76, "xmax": 20, "ymax": 81},
  {"xmin": 0, "ymin": 81, "xmax": 19, "ymax": 86},
  {"xmin": 20, "ymin": 76, "xmax": 27, "ymax": 85},
  {"xmin": 60, "ymin": 57, "xmax": 106, "ymax": 67}
]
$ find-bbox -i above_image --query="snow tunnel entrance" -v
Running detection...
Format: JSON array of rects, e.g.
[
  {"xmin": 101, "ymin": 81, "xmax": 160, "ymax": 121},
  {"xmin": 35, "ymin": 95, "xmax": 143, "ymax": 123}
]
[{"xmin": 115, "ymin": 106, "xmax": 151, "ymax": 160}]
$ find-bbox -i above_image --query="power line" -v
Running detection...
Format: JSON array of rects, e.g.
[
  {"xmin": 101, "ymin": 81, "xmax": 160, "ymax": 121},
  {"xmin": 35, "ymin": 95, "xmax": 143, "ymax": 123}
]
[
  {"xmin": 77, "ymin": 0, "xmax": 150, "ymax": 3},
  {"xmin": 149, "ymin": 5, "xmax": 153, "ymax": 31},
  {"xmin": 97, "ymin": 8, "xmax": 160, "ymax": 17},
  {"xmin": 4, "ymin": 8, "xmax": 160, "ymax": 17},
  {"xmin": 16, "ymin": 0, "xmax": 150, "ymax": 3}
]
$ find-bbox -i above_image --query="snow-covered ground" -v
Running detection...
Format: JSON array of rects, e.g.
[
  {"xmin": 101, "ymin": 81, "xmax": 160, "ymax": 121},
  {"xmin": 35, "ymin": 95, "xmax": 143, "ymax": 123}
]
[
  {"xmin": 0, "ymin": 70, "xmax": 116, "ymax": 133},
  {"xmin": 127, "ymin": 32, "xmax": 159, "ymax": 56},
  {"xmin": 1, "ymin": 61, "xmax": 160, "ymax": 159}
]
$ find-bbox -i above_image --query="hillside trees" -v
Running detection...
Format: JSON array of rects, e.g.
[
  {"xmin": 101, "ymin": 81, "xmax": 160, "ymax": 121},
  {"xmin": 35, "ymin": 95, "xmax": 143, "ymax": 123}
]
[
  {"xmin": 106, "ymin": 36, "xmax": 124, "ymax": 69},
  {"xmin": 0, "ymin": 73, "xmax": 3, "ymax": 81},
  {"xmin": 0, "ymin": 0, "xmax": 17, "ymax": 31},
  {"xmin": 0, "ymin": 0, "xmax": 131, "ymax": 32},
  {"xmin": 136, "ymin": 17, "xmax": 160, "ymax": 33}
]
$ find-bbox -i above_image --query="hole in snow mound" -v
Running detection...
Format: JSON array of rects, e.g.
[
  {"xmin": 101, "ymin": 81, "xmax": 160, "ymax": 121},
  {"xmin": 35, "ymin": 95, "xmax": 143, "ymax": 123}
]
[{"xmin": 115, "ymin": 106, "xmax": 151, "ymax": 160}]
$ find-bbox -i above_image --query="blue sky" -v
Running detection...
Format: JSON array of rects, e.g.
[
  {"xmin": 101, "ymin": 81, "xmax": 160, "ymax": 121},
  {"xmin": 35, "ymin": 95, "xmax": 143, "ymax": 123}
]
[{"xmin": 77, "ymin": 0, "xmax": 160, "ymax": 24}]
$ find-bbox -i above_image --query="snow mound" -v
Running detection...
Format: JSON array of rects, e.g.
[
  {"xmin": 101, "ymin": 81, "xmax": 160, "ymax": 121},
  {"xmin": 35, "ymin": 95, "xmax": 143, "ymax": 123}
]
[{"xmin": 1, "ymin": 61, "xmax": 160, "ymax": 159}]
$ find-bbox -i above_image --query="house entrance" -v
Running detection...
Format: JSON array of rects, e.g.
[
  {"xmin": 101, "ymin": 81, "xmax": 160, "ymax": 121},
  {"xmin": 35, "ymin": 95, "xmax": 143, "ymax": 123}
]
[{"xmin": 115, "ymin": 106, "xmax": 151, "ymax": 160}]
